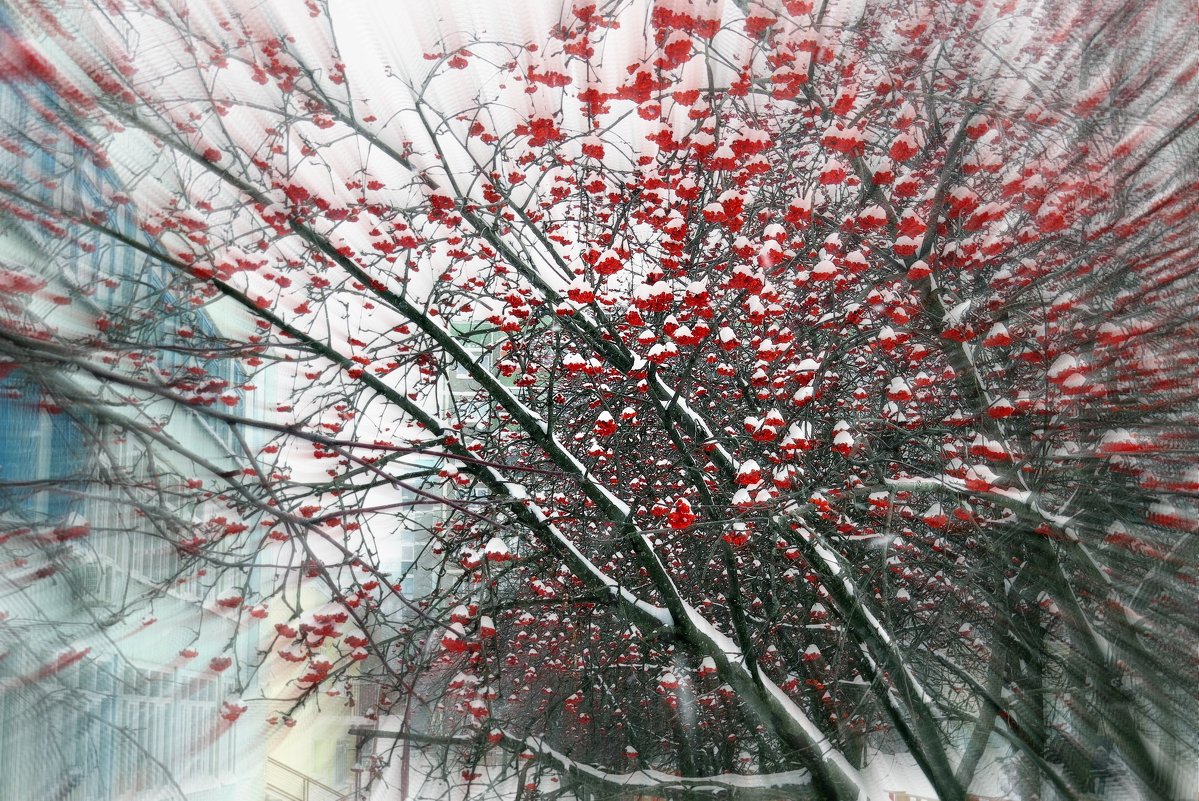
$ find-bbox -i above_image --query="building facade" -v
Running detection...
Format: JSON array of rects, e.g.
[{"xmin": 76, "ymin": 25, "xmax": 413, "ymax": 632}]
[{"xmin": 0, "ymin": 9, "xmax": 266, "ymax": 800}]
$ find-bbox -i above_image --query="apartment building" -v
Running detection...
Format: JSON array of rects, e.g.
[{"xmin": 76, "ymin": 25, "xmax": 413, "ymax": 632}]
[{"xmin": 0, "ymin": 10, "xmax": 266, "ymax": 799}]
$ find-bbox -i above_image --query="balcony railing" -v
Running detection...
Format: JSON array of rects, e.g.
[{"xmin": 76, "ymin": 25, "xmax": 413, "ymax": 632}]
[{"xmin": 265, "ymin": 757, "xmax": 354, "ymax": 801}]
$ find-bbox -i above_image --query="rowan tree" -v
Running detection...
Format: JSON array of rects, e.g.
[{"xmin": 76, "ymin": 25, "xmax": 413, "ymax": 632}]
[{"xmin": 2, "ymin": 1, "xmax": 1198, "ymax": 800}]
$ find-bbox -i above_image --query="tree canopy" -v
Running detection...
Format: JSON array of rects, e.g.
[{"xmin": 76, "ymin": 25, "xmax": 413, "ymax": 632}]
[{"xmin": 2, "ymin": 1, "xmax": 1198, "ymax": 799}]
